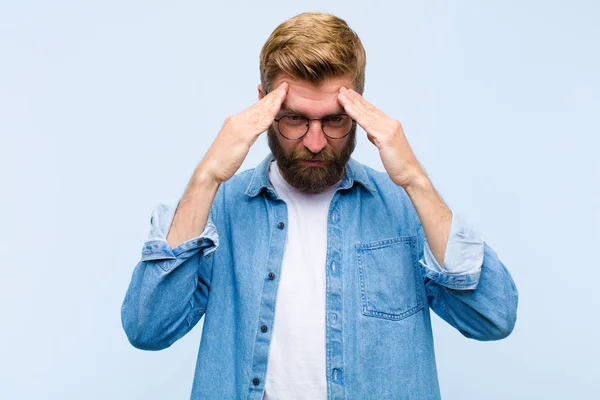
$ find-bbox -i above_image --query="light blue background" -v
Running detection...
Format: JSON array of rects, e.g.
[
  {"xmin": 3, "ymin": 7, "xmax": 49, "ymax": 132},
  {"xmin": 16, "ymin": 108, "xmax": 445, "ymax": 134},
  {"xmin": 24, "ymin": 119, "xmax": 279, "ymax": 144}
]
[{"xmin": 1, "ymin": 1, "xmax": 598, "ymax": 398}]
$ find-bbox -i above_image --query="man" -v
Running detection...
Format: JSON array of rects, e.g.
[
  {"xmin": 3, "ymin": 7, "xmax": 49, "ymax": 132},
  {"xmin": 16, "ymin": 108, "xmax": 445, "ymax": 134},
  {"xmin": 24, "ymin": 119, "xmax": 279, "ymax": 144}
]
[{"xmin": 121, "ymin": 12, "xmax": 518, "ymax": 400}]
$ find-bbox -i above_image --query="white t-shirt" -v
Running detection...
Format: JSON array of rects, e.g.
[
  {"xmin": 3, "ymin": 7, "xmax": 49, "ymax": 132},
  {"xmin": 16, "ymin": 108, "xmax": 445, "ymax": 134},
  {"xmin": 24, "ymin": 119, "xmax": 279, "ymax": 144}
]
[{"xmin": 263, "ymin": 161, "xmax": 342, "ymax": 400}]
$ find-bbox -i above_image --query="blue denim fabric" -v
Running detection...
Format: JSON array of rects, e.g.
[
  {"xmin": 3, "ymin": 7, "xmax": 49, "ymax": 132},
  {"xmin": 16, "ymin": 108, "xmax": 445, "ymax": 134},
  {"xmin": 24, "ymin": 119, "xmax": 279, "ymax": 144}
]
[{"xmin": 121, "ymin": 154, "xmax": 518, "ymax": 399}]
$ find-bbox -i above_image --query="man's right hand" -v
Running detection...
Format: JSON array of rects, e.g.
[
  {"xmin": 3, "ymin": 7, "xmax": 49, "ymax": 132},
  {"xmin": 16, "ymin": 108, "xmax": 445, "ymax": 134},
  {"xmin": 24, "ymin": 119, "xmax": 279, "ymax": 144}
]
[{"xmin": 197, "ymin": 82, "xmax": 288, "ymax": 184}]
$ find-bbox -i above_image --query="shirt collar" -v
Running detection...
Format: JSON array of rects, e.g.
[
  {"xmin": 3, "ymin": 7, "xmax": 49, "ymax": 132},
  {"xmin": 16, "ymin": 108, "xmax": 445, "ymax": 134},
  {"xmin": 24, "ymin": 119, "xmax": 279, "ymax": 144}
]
[{"xmin": 245, "ymin": 153, "xmax": 376, "ymax": 198}]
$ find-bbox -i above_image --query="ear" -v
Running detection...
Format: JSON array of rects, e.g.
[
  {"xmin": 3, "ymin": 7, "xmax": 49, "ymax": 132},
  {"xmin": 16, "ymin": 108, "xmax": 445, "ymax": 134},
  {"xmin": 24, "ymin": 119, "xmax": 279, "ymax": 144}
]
[{"xmin": 257, "ymin": 84, "xmax": 265, "ymax": 100}]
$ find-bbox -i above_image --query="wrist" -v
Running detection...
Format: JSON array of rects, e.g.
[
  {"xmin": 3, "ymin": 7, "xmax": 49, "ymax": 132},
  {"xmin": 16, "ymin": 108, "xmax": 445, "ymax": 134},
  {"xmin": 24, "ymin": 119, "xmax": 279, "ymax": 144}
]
[
  {"xmin": 191, "ymin": 166, "xmax": 222, "ymax": 189},
  {"xmin": 403, "ymin": 173, "xmax": 432, "ymax": 195}
]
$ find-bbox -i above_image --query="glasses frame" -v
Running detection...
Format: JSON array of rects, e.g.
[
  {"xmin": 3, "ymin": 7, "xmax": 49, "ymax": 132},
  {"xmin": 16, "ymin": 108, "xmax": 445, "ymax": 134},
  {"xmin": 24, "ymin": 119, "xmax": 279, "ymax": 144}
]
[{"xmin": 273, "ymin": 113, "xmax": 356, "ymax": 140}]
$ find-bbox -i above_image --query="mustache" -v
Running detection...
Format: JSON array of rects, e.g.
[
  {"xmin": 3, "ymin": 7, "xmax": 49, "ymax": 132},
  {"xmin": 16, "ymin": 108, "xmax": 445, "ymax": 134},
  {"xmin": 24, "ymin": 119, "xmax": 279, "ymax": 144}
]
[{"xmin": 290, "ymin": 148, "xmax": 336, "ymax": 162}]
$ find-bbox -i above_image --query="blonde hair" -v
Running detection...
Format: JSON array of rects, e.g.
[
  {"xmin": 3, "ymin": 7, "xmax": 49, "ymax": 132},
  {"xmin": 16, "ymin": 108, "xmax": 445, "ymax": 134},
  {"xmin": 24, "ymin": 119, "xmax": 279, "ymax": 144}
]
[{"xmin": 260, "ymin": 12, "xmax": 366, "ymax": 94}]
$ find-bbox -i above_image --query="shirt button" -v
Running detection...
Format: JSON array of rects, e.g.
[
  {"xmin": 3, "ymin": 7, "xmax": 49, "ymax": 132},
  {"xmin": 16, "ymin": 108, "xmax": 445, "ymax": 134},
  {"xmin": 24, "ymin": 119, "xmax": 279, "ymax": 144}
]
[
  {"xmin": 197, "ymin": 239, "xmax": 203, "ymax": 245},
  {"xmin": 331, "ymin": 313, "xmax": 337, "ymax": 325},
  {"xmin": 331, "ymin": 262, "xmax": 336, "ymax": 272},
  {"xmin": 252, "ymin": 377, "xmax": 260, "ymax": 386},
  {"xmin": 268, "ymin": 272, "xmax": 276, "ymax": 280},
  {"xmin": 261, "ymin": 324, "xmax": 268, "ymax": 333},
  {"xmin": 277, "ymin": 222, "xmax": 285, "ymax": 229}
]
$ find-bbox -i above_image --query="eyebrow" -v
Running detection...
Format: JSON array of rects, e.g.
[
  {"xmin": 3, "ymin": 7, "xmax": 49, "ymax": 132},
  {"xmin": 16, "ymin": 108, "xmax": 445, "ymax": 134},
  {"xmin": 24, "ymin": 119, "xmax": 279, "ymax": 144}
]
[{"xmin": 280, "ymin": 102, "xmax": 345, "ymax": 116}]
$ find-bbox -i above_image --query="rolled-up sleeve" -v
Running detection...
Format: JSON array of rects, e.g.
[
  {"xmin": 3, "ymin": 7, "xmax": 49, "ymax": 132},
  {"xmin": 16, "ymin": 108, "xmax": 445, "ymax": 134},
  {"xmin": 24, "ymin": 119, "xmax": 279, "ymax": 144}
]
[
  {"xmin": 420, "ymin": 213, "xmax": 483, "ymax": 290},
  {"xmin": 121, "ymin": 197, "xmax": 219, "ymax": 351},
  {"xmin": 141, "ymin": 198, "xmax": 219, "ymax": 266},
  {"xmin": 418, "ymin": 213, "xmax": 518, "ymax": 341}
]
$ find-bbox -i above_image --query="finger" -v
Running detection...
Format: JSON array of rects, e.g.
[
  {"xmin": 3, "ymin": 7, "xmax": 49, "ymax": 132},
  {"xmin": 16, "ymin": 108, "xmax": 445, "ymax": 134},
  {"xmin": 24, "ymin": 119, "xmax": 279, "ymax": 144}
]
[
  {"xmin": 249, "ymin": 82, "xmax": 288, "ymax": 131},
  {"xmin": 263, "ymin": 82, "xmax": 288, "ymax": 117},
  {"xmin": 249, "ymin": 82, "xmax": 287, "ymax": 122},
  {"xmin": 247, "ymin": 81, "xmax": 287, "ymax": 111},
  {"xmin": 338, "ymin": 88, "xmax": 373, "ymax": 128},
  {"xmin": 343, "ymin": 87, "xmax": 379, "ymax": 116}
]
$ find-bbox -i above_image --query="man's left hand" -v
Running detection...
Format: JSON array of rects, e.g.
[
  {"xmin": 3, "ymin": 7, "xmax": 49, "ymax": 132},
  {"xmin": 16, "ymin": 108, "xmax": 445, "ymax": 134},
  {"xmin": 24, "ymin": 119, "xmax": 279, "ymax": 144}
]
[{"xmin": 337, "ymin": 87, "xmax": 427, "ymax": 189}]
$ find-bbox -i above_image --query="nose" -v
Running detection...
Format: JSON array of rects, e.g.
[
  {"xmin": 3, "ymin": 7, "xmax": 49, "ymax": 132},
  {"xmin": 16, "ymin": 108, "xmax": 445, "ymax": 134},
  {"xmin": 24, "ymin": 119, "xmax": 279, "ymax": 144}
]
[{"xmin": 302, "ymin": 120, "xmax": 328, "ymax": 153}]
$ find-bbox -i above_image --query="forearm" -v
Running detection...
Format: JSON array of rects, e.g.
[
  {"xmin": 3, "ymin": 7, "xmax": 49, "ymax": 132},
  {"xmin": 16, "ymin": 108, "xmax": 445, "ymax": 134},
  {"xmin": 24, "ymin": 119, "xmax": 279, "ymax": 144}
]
[
  {"xmin": 404, "ymin": 175, "xmax": 452, "ymax": 266},
  {"xmin": 167, "ymin": 167, "xmax": 221, "ymax": 249}
]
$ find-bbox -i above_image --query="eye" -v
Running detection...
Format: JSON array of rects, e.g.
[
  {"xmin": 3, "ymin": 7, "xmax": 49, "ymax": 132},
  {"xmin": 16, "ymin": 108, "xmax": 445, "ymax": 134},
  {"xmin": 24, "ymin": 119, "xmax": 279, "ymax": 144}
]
[
  {"xmin": 324, "ymin": 115, "xmax": 348, "ymax": 127},
  {"xmin": 326, "ymin": 115, "xmax": 344, "ymax": 123},
  {"xmin": 281, "ymin": 114, "xmax": 307, "ymax": 126}
]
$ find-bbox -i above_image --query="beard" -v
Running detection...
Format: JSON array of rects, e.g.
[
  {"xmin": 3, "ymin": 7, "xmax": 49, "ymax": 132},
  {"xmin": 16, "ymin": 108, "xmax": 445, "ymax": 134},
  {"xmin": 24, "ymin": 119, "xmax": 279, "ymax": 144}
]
[{"xmin": 267, "ymin": 125, "xmax": 356, "ymax": 194}]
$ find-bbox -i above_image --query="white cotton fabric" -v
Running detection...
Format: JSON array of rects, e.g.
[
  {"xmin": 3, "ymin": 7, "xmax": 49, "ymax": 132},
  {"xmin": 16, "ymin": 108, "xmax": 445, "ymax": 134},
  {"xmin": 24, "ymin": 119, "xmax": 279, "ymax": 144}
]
[{"xmin": 263, "ymin": 161, "xmax": 341, "ymax": 400}]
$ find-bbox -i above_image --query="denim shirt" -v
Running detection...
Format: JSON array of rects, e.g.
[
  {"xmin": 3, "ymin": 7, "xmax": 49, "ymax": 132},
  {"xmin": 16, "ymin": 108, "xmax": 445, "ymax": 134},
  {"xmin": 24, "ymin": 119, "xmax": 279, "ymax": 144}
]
[{"xmin": 121, "ymin": 154, "xmax": 519, "ymax": 400}]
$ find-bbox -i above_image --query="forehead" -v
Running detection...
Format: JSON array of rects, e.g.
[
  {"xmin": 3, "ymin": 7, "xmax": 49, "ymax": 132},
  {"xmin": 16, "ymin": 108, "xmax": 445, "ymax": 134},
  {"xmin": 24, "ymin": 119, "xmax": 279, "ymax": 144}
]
[{"xmin": 272, "ymin": 74, "xmax": 354, "ymax": 117}]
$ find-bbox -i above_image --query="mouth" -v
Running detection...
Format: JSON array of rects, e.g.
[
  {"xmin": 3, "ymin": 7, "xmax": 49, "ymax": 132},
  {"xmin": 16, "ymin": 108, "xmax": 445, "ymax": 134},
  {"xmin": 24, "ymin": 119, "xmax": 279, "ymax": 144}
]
[{"xmin": 301, "ymin": 160, "xmax": 325, "ymax": 167}]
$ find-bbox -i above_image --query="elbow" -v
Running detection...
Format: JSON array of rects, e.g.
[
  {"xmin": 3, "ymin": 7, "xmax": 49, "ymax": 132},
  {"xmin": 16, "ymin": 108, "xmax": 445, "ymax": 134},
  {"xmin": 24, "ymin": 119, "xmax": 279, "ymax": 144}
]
[
  {"xmin": 490, "ymin": 310, "xmax": 517, "ymax": 340},
  {"xmin": 121, "ymin": 304, "xmax": 171, "ymax": 351},
  {"xmin": 499, "ymin": 292, "xmax": 519, "ymax": 339},
  {"xmin": 473, "ymin": 254, "xmax": 519, "ymax": 341},
  {"xmin": 495, "ymin": 277, "xmax": 519, "ymax": 340},
  {"xmin": 125, "ymin": 329, "xmax": 171, "ymax": 351},
  {"xmin": 478, "ymin": 289, "xmax": 519, "ymax": 341},
  {"xmin": 462, "ymin": 310, "xmax": 517, "ymax": 341}
]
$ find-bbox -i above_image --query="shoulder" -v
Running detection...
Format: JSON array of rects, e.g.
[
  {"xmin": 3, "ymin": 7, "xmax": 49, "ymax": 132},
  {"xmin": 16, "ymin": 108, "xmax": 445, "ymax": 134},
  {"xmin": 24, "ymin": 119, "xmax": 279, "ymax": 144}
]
[
  {"xmin": 351, "ymin": 159, "xmax": 406, "ymax": 196},
  {"xmin": 351, "ymin": 159, "xmax": 418, "ymax": 219},
  {"xmin": 216, "ymin": 165, "xmax": 259, "ymax": 201}
]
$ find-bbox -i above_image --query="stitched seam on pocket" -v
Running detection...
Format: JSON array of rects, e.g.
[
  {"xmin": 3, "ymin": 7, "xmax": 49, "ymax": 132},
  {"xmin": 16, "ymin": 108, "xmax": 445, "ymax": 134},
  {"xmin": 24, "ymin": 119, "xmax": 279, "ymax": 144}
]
[
  {"xmin": 356, "ymin": 236, "xmax": 413, "ymax": 251},
  {"xmin": 362, "ymin": 303, "xmax": 423, "ymax": 320},
  {"xmin": 410, "ymin": 236, "xmax": 424, "ymax": 312},
  {"xmin": 357, "ymin": 250, "xmax": 369, "ymax": 312},
  {"xmin": 356, "ymin": 236, "xmax": 422, "ymax": 321}
]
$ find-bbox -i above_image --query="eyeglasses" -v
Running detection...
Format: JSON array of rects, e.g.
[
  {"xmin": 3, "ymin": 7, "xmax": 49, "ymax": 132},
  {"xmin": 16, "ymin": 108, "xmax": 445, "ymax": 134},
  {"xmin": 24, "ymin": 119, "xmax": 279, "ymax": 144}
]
[{"xmin": 273, "ymin": 114, "xmax": 356, "ymax": 140}]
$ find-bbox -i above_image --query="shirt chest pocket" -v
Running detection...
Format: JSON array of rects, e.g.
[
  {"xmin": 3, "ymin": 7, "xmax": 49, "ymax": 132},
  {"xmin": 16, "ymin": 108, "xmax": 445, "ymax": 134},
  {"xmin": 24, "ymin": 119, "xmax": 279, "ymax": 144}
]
[{"xmin": 355, "ymin": 236, "xmax": 423, "ymax": 321}]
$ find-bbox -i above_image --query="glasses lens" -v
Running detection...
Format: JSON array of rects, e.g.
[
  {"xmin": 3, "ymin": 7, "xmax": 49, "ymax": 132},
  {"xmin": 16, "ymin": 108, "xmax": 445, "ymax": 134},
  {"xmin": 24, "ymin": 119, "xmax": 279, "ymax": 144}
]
[
  {"xmin": 279, "ymin": 115, "xmax": 309, "ymax": 139},
  {"xmin": 323, "ymin": 115, "xmax": 353, "ymax": 138}
]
